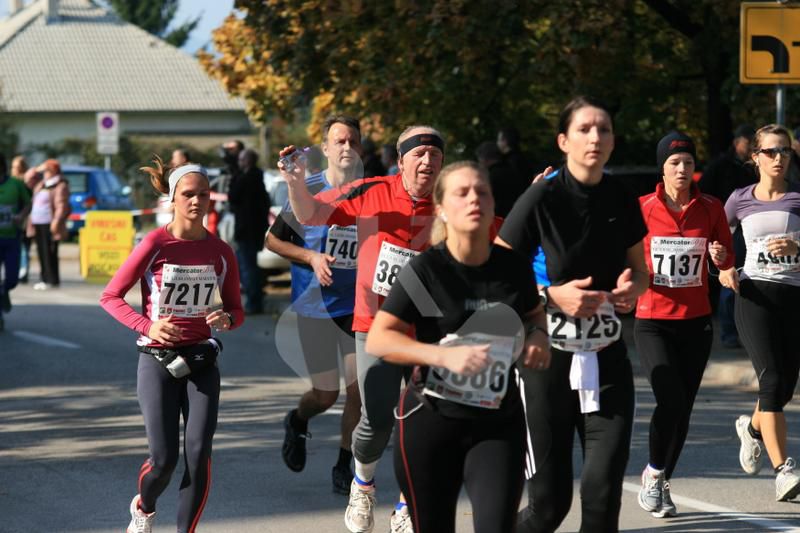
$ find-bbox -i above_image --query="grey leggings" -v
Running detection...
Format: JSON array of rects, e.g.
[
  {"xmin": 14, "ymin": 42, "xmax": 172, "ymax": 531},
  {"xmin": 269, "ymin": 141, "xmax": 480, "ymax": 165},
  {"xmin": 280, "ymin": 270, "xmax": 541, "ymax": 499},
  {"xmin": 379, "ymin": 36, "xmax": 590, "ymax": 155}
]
[{"xmin": 351, "ymin": 332, "xmax": 411, "ymax": 464}]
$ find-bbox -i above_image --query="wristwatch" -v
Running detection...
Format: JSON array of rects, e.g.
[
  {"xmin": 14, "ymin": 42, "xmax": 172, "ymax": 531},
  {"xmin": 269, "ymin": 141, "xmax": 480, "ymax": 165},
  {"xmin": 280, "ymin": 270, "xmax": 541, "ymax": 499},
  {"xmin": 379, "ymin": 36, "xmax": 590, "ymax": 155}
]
[
  {"xmin": 539, "ymin": 286, "xmax": 550, "ymax": 307},
  {"xmin": 225, "ymin": 312, "xmax": 234, "ymax": 328}
]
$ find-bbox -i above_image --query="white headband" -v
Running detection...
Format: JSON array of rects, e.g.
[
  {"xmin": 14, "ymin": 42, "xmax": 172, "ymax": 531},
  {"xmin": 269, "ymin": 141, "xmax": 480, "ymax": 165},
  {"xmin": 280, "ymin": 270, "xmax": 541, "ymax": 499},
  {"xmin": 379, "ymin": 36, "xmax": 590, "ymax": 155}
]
[{"xmin": 168, "ymin": 164, "xmax": 208, "ymax": 200}]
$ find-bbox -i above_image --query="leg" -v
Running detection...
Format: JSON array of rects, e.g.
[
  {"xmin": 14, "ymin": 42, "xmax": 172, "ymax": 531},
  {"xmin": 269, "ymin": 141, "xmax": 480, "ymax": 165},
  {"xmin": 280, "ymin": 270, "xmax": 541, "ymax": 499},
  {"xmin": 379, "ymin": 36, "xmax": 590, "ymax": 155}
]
[
  {"xmin": 136, "ymin": 354, "xmax": 181, "ymax": 513},
  {"xmin": 33, "ymin": 225, "xmax": 48, "ymax": 283},
  {"xmin": 463, "ymin": 407, "xmax": 526, "ymax": 533},
  {"xmin": 176, "ymin": 364, "xmax": 220, "ymax": 533},
  {"xmin": 0, "ymin": 237, "xmax": 21, "ymax": 292},
  {"xmin": 393, "ymin": 389, "xmax": 464, "ymax": 533},
  {"xmin": 517, "ymin": 351, "xmax": 578, "ymax": 533},
  {"xmin": 236, "ymin": 239, "xmax": 262, "ymax": 313},
  {"xmin": 577, "ymin": 346, "xmax": 635, "ymax": 533}
]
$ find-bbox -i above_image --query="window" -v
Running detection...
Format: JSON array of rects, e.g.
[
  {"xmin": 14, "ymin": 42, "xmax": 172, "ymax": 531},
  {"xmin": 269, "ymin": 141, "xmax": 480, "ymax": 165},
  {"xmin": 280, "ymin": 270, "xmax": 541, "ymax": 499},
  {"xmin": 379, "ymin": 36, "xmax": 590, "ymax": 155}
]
[{"xmin": 63, "ymin": 172, "xmax": 89, "ymax": 194}]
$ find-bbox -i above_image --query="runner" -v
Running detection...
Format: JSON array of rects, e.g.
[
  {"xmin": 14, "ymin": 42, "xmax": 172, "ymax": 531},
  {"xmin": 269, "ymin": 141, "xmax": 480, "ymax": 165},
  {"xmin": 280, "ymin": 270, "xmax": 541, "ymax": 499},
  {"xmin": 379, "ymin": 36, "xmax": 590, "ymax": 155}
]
[
  {"xmin": 634, "ymin": 131, "xmax": 734, "ymax": 517},
  {"xmin": 0, "ymin": 154, "xmax": 32, "ymax": 332},
  {"xmin": 719, "ymin": 124, "xmax": 800, "ymax": 502},
  {"xmin": 100, "ymin": 158, "xmax": 243, "ymax": 533},
  {"xmin": 281, "ymin": 125, "xmax": 445, "ymax": 532},
  {"xmin": 496, "ymin": 96, "xmax": 650, "ymax": 533},
  {"xmin": 266, "ymin": 115, "xmax": 363, "ymax": 494},
  {"xmin": 366, "ymin": 161, "xmax": 549, "ymax": 533}
]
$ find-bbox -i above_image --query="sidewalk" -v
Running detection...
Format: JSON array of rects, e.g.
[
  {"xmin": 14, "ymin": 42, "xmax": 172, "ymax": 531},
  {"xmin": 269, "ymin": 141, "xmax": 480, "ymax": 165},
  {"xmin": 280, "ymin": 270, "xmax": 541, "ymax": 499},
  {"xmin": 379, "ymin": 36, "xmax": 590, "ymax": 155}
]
[{"xmin": 49, "ymin": 242, "xmax": 760, "ymax": 390}]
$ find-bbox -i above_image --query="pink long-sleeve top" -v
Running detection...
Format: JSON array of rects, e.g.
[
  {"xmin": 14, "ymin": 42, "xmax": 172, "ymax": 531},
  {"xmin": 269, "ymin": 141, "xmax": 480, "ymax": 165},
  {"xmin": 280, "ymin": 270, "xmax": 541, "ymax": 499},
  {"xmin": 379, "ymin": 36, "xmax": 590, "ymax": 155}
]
[{"xmin": 100, "ymin": 226, "xmax": 244, "ymax": 347}]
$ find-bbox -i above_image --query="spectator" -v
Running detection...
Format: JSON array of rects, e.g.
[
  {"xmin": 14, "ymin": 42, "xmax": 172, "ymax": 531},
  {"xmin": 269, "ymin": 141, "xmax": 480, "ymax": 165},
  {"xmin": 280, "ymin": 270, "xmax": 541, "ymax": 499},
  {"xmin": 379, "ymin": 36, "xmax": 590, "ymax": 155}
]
[
  {"xmin": 699, "ymin": 124, "xmax": 757, "ymax": 349},
  {"xmin": 788, "ymin": 127, "xmax": 800, "ymax": 184},
  {"xmin": 26, "ymin": 159, "xmax": 69, "ymax": 290},
  {"xmin": 10, "ymin": 156, "xmax": 31, "ymax": 283},
  {"xmin": 381, "ymin": 144, "xmax": 398, "ymax": 175},
  {"xmin": 0, "ymin": 154, "xmax": 31, "ymax": 331},
  {"xmin": 228, "ymin": 149, "xmax": 270, "ymax": 314},
  {"xmin": 497, "ymin": 125, "xmax": 534, "ymax": 183},
  {"xmin": 305, "ymin": 145, "xmax": 324, "ymax": 176},
  {"xmin": 170, "ymin": 148, "xmax": 190, "ymax": 168},
  {"xmin": 221, "ymin": 140, "xmax": 244, "ymax": 179},
  {"xmin": 475, "ymin": 140, "xmax": 526, "ymax": 218},
  {"xmin": 360, "ymin": 138, "xmax": 386, "ymax": 178}
]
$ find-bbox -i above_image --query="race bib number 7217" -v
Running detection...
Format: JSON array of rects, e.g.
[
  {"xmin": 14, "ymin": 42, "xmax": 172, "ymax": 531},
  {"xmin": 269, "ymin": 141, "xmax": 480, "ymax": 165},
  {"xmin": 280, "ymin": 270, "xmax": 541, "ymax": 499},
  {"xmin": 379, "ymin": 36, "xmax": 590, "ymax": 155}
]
[{"xmin": 158, "ymin": 264, "xmax": 217, "ymax": 318}]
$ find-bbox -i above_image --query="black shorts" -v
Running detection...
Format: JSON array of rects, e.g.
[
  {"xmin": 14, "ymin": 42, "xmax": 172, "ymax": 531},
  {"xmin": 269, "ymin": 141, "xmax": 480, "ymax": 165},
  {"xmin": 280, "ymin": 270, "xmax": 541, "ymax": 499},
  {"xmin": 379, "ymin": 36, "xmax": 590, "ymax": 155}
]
[{"xmin": 297, "ymin": 313, "xmax": 355, "ymax": 376}]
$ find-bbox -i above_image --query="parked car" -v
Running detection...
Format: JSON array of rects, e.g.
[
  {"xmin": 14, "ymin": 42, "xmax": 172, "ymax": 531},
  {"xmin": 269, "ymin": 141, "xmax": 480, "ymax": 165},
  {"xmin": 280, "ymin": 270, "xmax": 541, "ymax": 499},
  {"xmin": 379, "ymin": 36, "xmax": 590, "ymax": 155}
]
[{"xmin": 62, "ymin": 165, "xmax": 134, "ymax": 237}]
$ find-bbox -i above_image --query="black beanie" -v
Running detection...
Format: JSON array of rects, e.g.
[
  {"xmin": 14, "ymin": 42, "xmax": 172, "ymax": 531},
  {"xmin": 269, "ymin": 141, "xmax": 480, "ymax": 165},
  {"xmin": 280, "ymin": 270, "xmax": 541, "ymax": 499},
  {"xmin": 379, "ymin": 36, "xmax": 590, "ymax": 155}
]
[{"xmin": 656, "ymin": 131, "xmax": 696, "ymax": 173}]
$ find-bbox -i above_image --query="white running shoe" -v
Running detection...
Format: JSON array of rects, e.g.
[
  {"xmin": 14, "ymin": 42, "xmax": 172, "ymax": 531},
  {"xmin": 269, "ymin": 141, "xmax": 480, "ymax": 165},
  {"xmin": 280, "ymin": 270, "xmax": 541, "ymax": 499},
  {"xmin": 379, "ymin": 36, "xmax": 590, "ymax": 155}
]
[
  {"xmin": 344, "ymin": 479, "xmax": 376, "ymax": 533},
  {"xmin": 127, "ymin": 494, "xmax": 155, "ymax": 533},
  {"xmin": 652, "ymin": 481, "xmax": 677, "ymax": 518},
  {"xmin": 638, "ymin": 466, "xmax": 664, "ymax": 512},
  {"xmin": 735, "ymin": 415, "xmax": 763, "ymax": 475},
  {"xmin": 776, "ymin": 458, "xmax": 800, "ymax": 502},
  {"xmin": 389, "ymin": 504, "xmax": 413, "ymax": 533}
]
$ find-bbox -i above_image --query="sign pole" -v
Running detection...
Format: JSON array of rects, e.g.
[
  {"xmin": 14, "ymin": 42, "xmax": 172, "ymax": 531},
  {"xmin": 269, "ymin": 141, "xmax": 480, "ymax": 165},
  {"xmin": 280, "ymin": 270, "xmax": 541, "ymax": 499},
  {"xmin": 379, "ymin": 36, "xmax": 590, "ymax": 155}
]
[
  {"xmin": 104, "ymin": 155, "xmax": 111, "ymax": 171},
  {"xmin": 776, "ymin": 83, "xmax": 786, "ymax": 125}
]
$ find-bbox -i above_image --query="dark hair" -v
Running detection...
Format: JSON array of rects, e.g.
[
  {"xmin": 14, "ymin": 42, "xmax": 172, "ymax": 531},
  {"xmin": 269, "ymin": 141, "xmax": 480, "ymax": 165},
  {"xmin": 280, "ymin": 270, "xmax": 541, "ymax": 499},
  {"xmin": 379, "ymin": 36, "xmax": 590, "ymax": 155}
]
[
  {"xmin": 557, "ymin": 96, "xmax": 612, "ymax": 134},
  {"xmin": 140, "ymin": 155, "xmax": 173, "ymax": 195},
  {"xmin": 733, "ymin": 124, "xmax": 755, "ymax": 141},
  {"xmin": 0, "ymin": 154, "xmax": 6, "ymax": 176},
  {"xmin": 475, "ymin": 141, "xmax": 501, "ymax": 161},
  {"xmin": 231, "ymin": 140, "xmax": 244, "ymax": 151},
  {"xmin": 322, "ymin": 115, "xmax": 361, "ymax": 142},
  {"xmin": 175, "ymin": 148, "xmax": 191, "ymax": 161},
  {"xmin": 497, "ymin": 126, "xmax": 520, "ymax": 149}
]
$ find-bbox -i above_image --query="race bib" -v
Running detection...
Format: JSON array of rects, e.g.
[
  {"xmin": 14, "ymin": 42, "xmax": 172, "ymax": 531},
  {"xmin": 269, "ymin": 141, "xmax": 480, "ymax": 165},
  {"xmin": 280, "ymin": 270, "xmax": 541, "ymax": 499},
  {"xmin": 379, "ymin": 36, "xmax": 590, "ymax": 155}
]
[
  {"xmin": 547, "ymin": 301, "xmax": 621, "ymax": 352},
  {"xmin": 324, "ymin": 225, "xmax": 358, "ymax": 270},
  {"xmin": 423, "ymin": 333, "xmax": 515, "ymax": 409},
  {"xmin": 746, "ymin": 232, "xmax": 800, "ymax": 275},
  {"xmin": 158, "ymin": 264, "xmax": 218, "ymax": 318},
  {"xmin": 371, "ymin": 241, "xmax": 419, "ymax": 296},
  {"xmin": 650, "ymin": 236, "xmax": 707, "ymax": 287},
  {"xmin": 0, "ymin": 205, "xmax": 12, "ymax": 229}
]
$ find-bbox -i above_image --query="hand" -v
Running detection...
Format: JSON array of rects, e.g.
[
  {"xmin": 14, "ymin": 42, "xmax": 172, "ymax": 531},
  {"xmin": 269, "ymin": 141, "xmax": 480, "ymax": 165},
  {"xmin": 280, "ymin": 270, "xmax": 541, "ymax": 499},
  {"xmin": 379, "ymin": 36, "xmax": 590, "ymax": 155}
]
[
  {"xmin": 521, "ymin": 329, "xmax": 551, "ymax": 370},
  {"xmin": 148, "ymin": 314, "xmax": 183, "ymax": 346},
  {"xmin": 531, "ymin": 165, "xmax": 555, "ymax": 184},
  {"xmin": 50, "ymin": 221, "xmax": 61, "ymax": 241},
  {"xmin": 766, "ymin": 237, "xmax": 799, "ymax": 257},
  {"xmin": 277, "ymin": 145, "xmax": 306, "ymax": 184},
  {"xmin": 205, "ymin": 309, "xmax": 232, "ymax": 332},
  {"xmin": 440, "ymin": 344, "xmax": 491, "ymax": 376},
  {"xmin": 608, "ymin": 268, "xmax": 637, "ymax": 314},
  {"xmin": 708, "ymin": 240, "xmax": 727, "ymax": 267},
  {"xmin": 548, "ymin": 277, "xmax": 606, "ymax": 318},
  {"xmin": 719, "ymin": 267, "xmax": 739, "ymax": 294},
  {"xmin": 12, "ymin": 213, "xmax": 24, "ymax": 227},
  {"xmin": 310, "ymin": 252, "xmax": 336, "ymax": 286}
]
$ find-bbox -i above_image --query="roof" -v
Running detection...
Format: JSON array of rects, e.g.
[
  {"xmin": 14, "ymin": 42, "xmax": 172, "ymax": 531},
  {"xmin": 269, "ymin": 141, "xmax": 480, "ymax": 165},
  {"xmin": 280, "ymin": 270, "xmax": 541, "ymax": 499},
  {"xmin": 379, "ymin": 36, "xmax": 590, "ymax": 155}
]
[{"xmin": 0, "ymin": 0, "xmax": 245, "ymax": 113}]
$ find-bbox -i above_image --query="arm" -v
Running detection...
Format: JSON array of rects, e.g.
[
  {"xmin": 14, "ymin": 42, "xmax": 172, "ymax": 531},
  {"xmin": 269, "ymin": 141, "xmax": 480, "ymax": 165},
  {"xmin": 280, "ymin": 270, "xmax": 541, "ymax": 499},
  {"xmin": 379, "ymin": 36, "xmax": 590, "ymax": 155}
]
[
  {"xmin": 50, "ymin": 182, "xmax": 70, "ymax": 240},
  {"xmin": 607, "ymin": 240, "xmax": 650, "ymax": 313},
  {"xmin": 100, "ymin": 238, "xmax": 160, "ymax": 336},
  {"xmin": 709, "ymin": 200, "xmax": 735, "ymax": 270},
  {"xmin": 366, "ymin": 310, "xmax": 491, "ymax": 375},
  {"xmin": 266, "ymin": 231, "xmax": 336, "ymax": 286},
  {"xmin": 217, "ymin": 244, "xmax": 245, "ymax": 329},
  {"xmin": 519, "ymin": 305, "xmax": 551, "ymax": 369},
  {"xmin": 279, "ymin": 145, "xmax": 334, "ymax": 225}
]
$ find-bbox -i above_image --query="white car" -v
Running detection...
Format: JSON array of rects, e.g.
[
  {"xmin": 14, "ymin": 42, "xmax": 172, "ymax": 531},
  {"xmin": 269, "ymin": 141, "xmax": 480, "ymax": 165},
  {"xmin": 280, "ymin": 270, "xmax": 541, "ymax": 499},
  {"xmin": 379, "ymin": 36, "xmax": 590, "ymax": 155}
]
[{"xmin": 257, "ymin": 172, "xmax": 291, "ymax": 274}]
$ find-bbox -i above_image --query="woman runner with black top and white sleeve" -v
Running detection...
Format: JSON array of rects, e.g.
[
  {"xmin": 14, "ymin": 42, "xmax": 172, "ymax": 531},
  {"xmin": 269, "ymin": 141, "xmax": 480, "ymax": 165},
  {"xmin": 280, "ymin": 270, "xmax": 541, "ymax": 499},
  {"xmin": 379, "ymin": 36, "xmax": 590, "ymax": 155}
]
[
  {"xmin": 634, "ymin": 132, "xmax": 734, "ymax": 518},
  {"xmin": 720, "ymin": 124, "xmax": 800, "ymax": 502},
  {"xmin": 496, "ymin": 96, "xmax": 650, "ymax": 533},
  {"xmin": 100, "ymin": 158, "xmax": 243, "ymax": 533},
  {"xmin": 366, "ymin": 161, "xmax": 550, "ymax": 533}
]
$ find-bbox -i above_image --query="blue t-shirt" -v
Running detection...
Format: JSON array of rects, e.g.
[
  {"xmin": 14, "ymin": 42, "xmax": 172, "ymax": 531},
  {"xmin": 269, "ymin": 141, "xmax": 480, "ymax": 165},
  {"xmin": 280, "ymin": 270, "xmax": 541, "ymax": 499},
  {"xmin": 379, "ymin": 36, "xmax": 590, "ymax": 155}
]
[{"xmin": 268, "ymin": 172, "xmax": 357, "ymax": 318}]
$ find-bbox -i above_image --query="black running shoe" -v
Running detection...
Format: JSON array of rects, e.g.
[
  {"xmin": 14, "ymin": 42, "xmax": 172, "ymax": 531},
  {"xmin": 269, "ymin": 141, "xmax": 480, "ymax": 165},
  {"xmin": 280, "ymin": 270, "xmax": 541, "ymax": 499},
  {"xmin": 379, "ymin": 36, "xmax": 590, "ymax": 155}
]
[
  {"xmin": 281, "ymin": 410, "xmax": 310, "ymax": 472},
  {"xmin": 332, "ymin": 462, "xmax": 353, "ymax": 495}
]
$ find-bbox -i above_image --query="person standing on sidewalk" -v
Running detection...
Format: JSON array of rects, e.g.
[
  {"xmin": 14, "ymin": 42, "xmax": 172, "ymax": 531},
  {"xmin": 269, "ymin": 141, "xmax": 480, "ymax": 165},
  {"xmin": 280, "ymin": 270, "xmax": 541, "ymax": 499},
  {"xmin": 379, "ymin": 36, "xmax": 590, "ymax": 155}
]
[
  {"xmin": 10, "ymin": 156, "xmax": 31, "ymax": 283},
  {"xmin": 283, "ymin": 125, "xmax": 445, "ymax": 533},
  {"xmin": 497, "ymin": 96, "xmax": 650, "ymax": 533},
  {"xmin": 26, "ymin": 159, "xmax": 69, "ymax": 290},
  {"xmin": 720, "ymin": 124, "xmax": 800, "ymax": 502},
  {"xmin": 266, "ymin": 115, "xmax": 364, "ymax": 495},
  {"xmin": 634, "ymin": 132, "xmax": 734, "ymax": 518},
  {"xmin": 0, "ymin": 154, "xmax": 31, "ymax": 331},
  {"xmin": 100, "ymin": 158, "xmax": 243, "ymax": 533}
]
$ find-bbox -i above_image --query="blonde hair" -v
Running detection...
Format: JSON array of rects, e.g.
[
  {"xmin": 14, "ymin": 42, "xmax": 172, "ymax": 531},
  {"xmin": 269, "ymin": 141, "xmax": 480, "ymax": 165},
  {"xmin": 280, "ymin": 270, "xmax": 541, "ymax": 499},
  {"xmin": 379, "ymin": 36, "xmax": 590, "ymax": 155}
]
[
  {"xmin": 430, "ymin": 160, "xmax": 489, "ymax": 245},
  {"xmin": 752, "ymin": 124, "xmax": 792, "ymax": 152},
  {"xmin": 140, "ymin": 155, "xmax": 175, "ymax": 195}
]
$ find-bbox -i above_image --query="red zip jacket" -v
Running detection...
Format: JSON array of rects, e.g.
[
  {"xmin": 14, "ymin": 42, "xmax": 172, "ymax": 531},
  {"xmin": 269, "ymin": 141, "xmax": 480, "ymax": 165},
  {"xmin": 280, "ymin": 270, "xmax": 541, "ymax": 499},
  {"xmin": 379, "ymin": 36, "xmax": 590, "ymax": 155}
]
[{"xmin": 636, "ymin": 183, "xmax": 734, "ymax": 320}]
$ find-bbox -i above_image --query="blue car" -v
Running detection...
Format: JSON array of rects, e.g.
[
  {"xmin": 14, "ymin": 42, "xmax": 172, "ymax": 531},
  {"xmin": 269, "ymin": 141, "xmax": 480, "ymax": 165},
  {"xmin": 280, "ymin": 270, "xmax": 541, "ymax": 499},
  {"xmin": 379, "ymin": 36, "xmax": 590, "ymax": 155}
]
[{"xmin": 62, "ymin": 165, "xmax": 134, "ymax": 236}]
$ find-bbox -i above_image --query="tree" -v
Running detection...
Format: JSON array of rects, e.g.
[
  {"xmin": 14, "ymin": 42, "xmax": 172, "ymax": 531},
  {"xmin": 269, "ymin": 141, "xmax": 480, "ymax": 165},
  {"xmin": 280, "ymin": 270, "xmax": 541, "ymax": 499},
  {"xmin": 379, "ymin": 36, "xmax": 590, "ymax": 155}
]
[
  {"xmin": 106, "ymin": 0, "xmax": 200, "ymax": 48},
  {"xmin": 200, "ymin": 0, "xmax": 796, "ymax": 165}
]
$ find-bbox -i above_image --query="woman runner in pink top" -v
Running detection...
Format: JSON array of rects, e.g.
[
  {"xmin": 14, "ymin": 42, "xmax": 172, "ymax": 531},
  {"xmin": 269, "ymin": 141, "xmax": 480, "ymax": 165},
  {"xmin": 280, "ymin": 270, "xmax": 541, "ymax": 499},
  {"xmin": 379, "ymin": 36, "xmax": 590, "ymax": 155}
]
[{"xmin": 100, "ymin": 158, "xmax": 243, "ymax": 533}]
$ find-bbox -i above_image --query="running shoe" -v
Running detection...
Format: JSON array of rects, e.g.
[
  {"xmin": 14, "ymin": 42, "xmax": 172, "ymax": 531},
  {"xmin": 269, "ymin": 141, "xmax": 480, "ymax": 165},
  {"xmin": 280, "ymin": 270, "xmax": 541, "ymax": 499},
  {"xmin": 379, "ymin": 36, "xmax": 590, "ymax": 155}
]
[
  {"xmin": 281, "ymin": 410, "xmax": 310, "ymax": 472},
  {"xmin": 33, "ymin": 282, "xmax": 51, "ymax": 291},
  {"xmin": 332, "ymin": 462, "xmax": 353, "ymax": 495},
  {"xmin": 638, "ymin": 466, "xmax": 664, "ymax": 512},
  {"xmin": 652, "ymin": 481, "xmax": 677, "ymax": 518},
  {"xmin": 735, "ymin": 415, "xmax": 763, "ymax": 475},
  {"xmin": 776, "ymin": 458, "xmax": 800, "ymax": 501},
  {"xmin": 0, "ymin": 289, "xmax": 10, "ymax": 313},
  {"xmin": 127, "ymin": 494, "xmax": 155, "ymax": 533},
  {"xmin": 389, "ymin": 505, "xmax": 413, "ymax": 533},
  {"xmin": 344, "ymin": 479, "xmax": 376, "ymax": 533}
]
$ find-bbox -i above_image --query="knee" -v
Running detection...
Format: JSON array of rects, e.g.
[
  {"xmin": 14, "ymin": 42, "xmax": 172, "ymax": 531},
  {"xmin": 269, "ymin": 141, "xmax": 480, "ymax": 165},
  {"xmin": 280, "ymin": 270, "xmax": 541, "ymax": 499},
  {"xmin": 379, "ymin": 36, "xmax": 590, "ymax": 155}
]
[
  {"xmin": 149, "ymin": 451, "xmax": 179, "ymax": 477},
  {"xmin": 758, "ymin": 370, "xmax": 784, "ymax": 411},
  {"xmin": 520, "ymin": 485, "xmax": 570, "ymax": 532},
  {"xmin": 183, "ymin": 438, "xmax": 212, "ymax": 467}
]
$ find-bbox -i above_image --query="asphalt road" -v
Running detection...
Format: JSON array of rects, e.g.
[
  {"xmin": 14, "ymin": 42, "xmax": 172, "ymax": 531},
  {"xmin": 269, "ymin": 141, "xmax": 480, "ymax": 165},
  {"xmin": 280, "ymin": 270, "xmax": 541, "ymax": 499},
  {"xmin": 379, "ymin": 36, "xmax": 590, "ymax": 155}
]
[{"xmin": 2, "ymin": 245, "xmax": 799, "ymax": 532}]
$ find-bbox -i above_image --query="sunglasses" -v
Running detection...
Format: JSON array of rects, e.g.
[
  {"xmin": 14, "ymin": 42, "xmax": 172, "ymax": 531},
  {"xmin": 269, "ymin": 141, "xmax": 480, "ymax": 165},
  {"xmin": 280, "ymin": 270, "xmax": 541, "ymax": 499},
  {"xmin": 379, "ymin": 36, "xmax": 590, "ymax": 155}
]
[{"xmin": 757, "ymin": 147, "xmax": 792, "ymax": 158}]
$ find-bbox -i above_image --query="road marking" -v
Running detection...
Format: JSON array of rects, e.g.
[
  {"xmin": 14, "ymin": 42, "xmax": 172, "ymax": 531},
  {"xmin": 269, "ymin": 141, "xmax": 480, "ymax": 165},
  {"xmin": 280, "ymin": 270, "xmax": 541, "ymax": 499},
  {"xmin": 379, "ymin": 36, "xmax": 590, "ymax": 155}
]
[
  {"xmin": 12, "ymin": 330, "xmax": 81, "ymax": 349},
  {"xmin": 622, "ymin": 482, "xmax": 800, "ymax": 532}
]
